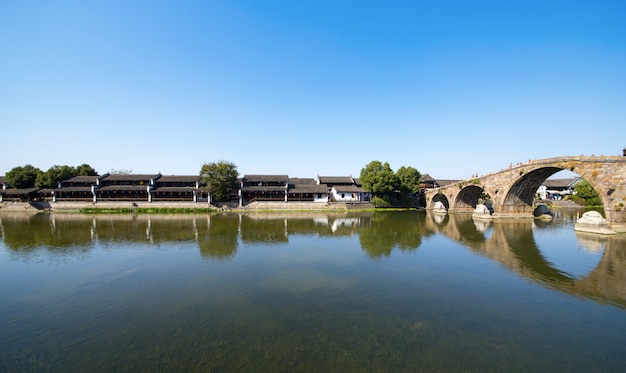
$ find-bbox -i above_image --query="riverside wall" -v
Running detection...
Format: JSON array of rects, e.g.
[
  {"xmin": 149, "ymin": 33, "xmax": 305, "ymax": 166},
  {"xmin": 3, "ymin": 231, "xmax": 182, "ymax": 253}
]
[{"xmin": 0, "ymin": 201, "xmax": 373, "ymax": 212}]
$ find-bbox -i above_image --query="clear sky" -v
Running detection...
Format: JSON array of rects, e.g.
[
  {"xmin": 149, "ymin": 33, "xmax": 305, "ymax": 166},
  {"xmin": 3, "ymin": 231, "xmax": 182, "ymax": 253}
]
[{"xmin": 1, "ymin": 0, "xmax": 625, "ymax": 180}]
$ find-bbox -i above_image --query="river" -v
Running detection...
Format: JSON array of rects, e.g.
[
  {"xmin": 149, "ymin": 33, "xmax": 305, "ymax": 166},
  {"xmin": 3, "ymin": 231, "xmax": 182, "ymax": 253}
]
[{"xmin": 1, "ymin": 209, "xmax": 625, "ymax": 372}]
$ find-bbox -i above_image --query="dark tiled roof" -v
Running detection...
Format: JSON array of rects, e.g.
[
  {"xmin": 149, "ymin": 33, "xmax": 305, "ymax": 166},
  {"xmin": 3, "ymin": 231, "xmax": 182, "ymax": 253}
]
[
  {"xmin": 157, "ymin": 175, "xmax": 200, "ymax": 182},
  {"xmin": 95, "ymin": 185, "xmax": 150, "ymax": 192},
  {"xmin": 54, "ymin": 187, "xmax": 93, "ymax": 193},
  {"xmin": 289, "ymin": 178, "xmax": 316, "ymax": 185},
  {"xmin": 152, "ymin": 187, "xmax": 199, "ymax": 192},
  {"xmin": 243, "ymin": 175, "xmax": 289, "ymax": 183},
  {"xmin": 544, "ymin": 178, "xmax": 580, "ymax": 188},
  {"xmin": 421, "ymin": 174, "xmax": 436, "ymax": 182},
  {"xmin": 318, "ymin": 176, "xmax": 354, "ymax": 184},
  {"xmin": 289, "ymin": 182, "xmax": 328, "ymax": 193},
  {"xmin": 331, "ymin": 185, "xmax": 365, "ymax": 193},
  {"xmin": 62, "ymin": 176, "xmax": 99, "ymax": 183},
  {"xmin": 241, "ymin": 185, "xmax": 287, "ymax": 192},
  {"xmin": 1, "ymin": 187, "xmax": 41, "ymax": 195}
]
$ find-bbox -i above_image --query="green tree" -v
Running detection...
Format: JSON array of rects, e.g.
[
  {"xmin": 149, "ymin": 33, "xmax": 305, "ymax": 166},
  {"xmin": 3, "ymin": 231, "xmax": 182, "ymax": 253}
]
[
  {"xmin": 75, "ymin": 164, "xmax": 98, "ymax": 176},
  {"xmin": 359, "ymin": 161, "xmax": 398, "ymax": 200},
  {"xmin": 574, "ymin": 179, "xmax": 602, "ymax": 206},
  {"xmin": 396, "ymin": 166, "xmax": 421, "ymax": 196},
  {"xmin": 35, "ymin": 164, "xmax": 99, "ymax": 188},
  {"xmin": 200, "ymin": 160, "xmax": 239, "ymax": 203},
  {"xmin": 5, "ymin": 164, "xmax": 43, "ymax": 189},
  {"xmin": 36, "ymin": 165, "xmax": 77, "ymax": 188}
]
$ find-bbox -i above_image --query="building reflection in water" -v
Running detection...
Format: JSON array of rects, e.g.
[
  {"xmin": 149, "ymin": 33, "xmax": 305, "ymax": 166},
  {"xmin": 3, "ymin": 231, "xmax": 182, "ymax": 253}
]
[{"xmin": 1, "ymin": 210, "xmax": 625, "ymax": 308}]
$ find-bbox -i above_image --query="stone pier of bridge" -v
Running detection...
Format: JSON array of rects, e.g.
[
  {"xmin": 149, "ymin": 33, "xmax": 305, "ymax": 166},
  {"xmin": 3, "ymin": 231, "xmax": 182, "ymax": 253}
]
[{"xmin": 424, "ymin": 156, "xmax": 626, "ymax": 232}]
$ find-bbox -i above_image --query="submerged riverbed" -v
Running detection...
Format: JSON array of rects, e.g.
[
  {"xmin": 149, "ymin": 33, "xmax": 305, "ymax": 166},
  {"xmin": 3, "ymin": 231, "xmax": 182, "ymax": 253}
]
[{"xmin": 1, "ymin": 210, "xmax": 626, "ymax": 372}]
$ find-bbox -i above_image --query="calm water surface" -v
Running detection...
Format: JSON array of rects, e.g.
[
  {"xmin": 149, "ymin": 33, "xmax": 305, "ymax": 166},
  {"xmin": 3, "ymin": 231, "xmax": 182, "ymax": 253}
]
[{"xmin": 1, "ymin": 210, "xmax": 626, "ymax": 372}]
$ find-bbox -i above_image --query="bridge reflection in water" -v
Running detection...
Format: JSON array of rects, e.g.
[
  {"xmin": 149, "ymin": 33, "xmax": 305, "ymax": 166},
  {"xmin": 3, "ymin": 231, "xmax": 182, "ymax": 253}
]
[
  {"xmin": 1, "ymin": 210, "xmax": 625, "ymax": 309},
  {"xmin": 425, "ymin": 211, "xmax": 626, "ymax": 309}
]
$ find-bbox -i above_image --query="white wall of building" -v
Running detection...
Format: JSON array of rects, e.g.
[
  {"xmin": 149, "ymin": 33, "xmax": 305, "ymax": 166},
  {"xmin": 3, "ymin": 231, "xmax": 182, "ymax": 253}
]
[
  {"xmin": 331, "ymin": 187, "xmax": 359, "ymax": 202},
  {"xmin": 313, "ymin": 193, "xmax": 329, "ymax": 203}
]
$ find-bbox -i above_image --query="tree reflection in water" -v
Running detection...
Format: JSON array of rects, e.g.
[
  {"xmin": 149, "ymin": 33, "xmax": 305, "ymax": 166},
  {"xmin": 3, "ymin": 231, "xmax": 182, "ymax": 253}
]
[
  {"xmin": 198, "ymin": 213, "xmax": 239, "ymax": 261},
  {"xmin": 1, "ymin": 210, "xmax": 626, "ymax": 308},
  {"xmin": 358, "ymin": 212, "xmax": 428, "ymax": 259}
]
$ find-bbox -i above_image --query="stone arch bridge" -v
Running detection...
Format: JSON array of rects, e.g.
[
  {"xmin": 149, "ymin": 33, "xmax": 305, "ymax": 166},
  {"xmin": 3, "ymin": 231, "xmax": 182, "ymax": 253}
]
[{"xmin": 424, "ymin": 156, "xmax": 626, "ymax": 232}]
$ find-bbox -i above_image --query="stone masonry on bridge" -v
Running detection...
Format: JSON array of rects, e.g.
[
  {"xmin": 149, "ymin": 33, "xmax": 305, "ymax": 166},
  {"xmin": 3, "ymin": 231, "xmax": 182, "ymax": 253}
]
[{"xmin": 424, "ymin": 156, "xmax": 626, "ymax": 232}]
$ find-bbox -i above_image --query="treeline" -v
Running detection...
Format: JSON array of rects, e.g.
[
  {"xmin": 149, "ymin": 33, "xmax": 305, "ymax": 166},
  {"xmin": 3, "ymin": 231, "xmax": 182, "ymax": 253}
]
[
  {"xmin": 5, "ymin": 159, "xmax": 425, "ymax": 207},
  {"xmin": 4, "ymin": 164, "xmax": 98, "ymax": 189}
]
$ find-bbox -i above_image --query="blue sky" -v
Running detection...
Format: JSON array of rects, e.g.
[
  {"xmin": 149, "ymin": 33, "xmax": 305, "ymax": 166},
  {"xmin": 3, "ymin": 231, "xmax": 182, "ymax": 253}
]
[{"xmin": 1, "ymin": 1, "xmax": 625, "ymax": 179}]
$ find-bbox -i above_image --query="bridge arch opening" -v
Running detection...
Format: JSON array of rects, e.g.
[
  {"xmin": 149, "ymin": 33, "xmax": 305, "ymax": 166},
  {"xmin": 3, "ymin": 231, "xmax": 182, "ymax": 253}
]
[
  {"xmin": 503, "ymin": 167, "xmax": 604, "ymax": 215},
  {"xmin": 430, "ymin": 193, "xmax": 450, "ymax": 210},
  {"xmin": 502, "ymin": 167, "xmax": 563, "ymax": 213},
  {"xmin": 455, "ymin": 185, "xmax": 482, "ymax": 210},
  {"xmin": 455, "ymin": 185, "xmax": 494, "ymax": 213}
]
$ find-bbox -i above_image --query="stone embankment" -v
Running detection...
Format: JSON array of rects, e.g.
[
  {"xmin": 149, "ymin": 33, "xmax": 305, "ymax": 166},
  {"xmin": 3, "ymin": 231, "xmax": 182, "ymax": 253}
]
[
  {"xmin": 0, "ymin": 201, "xmax": 205, "ymax": 212},
  {"xmin": 0, "ymin": 202, "xmax": 46, "ymax": 212},
  {"xmin": 0, "ymin": 201, "xmax": 374, "ymax": 212},
  {"xmin": 241, "ymin": 201, "xmax": 373, "ymax": 210}
]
